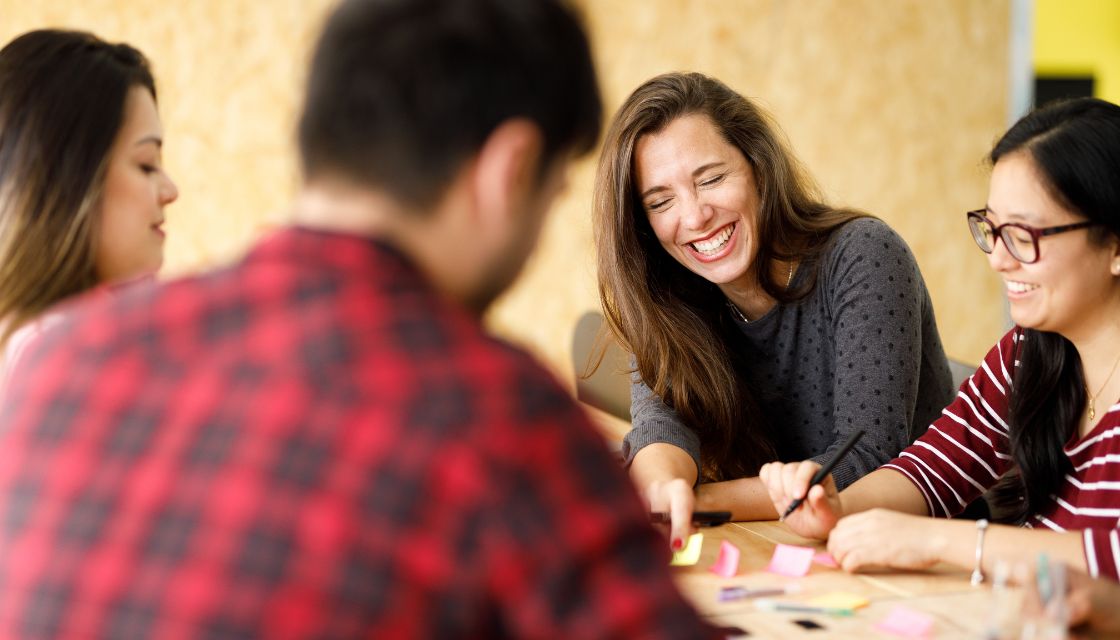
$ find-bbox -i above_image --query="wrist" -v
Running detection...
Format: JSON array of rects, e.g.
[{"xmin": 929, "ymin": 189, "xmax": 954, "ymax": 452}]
[
  {"xmin": 834, "ymin": 492, "xmax": 847, "ymax": 521},
  {"xmin": 692, "ymin": 482, "xmax": 710, "ymax": 509},
  {"xmin": 970, "ymin": 518, "xmax": 989, "ymax": 586}
]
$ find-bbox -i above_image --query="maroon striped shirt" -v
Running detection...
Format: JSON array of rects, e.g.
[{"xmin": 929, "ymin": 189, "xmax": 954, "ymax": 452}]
[{"xmin": 885, "ymin": 328, "xmax": 1120, "ymax": 580}]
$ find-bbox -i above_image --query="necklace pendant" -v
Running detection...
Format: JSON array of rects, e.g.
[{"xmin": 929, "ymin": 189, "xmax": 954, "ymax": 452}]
[{"xmin": 1089, "ymin": 403, "xmax": 1096, "ymax": 421}]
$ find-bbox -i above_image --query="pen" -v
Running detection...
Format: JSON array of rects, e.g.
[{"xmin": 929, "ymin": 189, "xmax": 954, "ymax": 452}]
[
  {"xmin": 1036, "ymin": 553, "xmax": 1053, "ymax": 604},
  {"xmin": 780, "ymin": 429, "xmax": 866, "ymax": 521},
  {"xmin": 754, "ymin": 598, "xmax": 854, "ymax": 616},
  {"xmin": 719, "ymin": 584, "xmax": 801, "ymax": 602},
  {"xmin": 649, "ymin": 510, "xmax": 732, "ymax": 526}
]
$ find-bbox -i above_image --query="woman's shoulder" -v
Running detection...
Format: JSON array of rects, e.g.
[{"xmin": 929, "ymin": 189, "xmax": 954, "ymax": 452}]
[
  {"xmin": 828, "ymin": 216, "xmax": 909, "ymax": 251},
  {"xmin": 1, "ymin": 315, "xmax": 57, "ymax": 380},
  {"xmin": 821, "ymin": 216, "xmax": 917, "ymax": 273}
]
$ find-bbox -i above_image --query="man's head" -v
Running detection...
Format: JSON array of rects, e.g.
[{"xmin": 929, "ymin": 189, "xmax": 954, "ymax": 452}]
[{"xmin": 297, "ymin": 0, "xmax": 601, "ymax": 312}]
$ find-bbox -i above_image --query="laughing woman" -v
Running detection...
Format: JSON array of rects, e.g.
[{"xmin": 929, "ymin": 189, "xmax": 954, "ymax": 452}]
[
  {"xmin": 593, "ymin": 72, "xmax": 954, "ymax": 547},
  {"xmin": 762, "ymin": 97, "xmax": 1120, "ymax": 582},
  {"xmin": 0, "ymin": 30, "xmax": 178, "ymax": 378}
]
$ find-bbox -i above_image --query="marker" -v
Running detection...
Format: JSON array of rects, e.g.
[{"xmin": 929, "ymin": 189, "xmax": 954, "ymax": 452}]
[
  {"xmin": 649, "ymin": 510, "xmax": 732, "ymax": 527},
  {"xmin": 719, "ymin": 584, "xmax": 801, "ymax": 602},
  {"xmin": 1036, "ymin": 553, "xmax": 1053, "ymax": 604},
  {"xmin": 754, "ymin": 598, "xmax": 855, "ymax": 616},
  {"xmin": 780, "ymin": 429, "xmax": 866, "ymax": 521}
]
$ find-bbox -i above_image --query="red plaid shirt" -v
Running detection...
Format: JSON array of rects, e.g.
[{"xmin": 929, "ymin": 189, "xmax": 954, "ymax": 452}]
[{"xmin": 0, "ymin": 228, "xmax": 718, "ymax": 639}]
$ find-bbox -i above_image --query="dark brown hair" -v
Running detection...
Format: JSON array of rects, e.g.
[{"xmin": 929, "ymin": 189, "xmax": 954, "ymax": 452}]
[
  {"xmin": 298, "ymin": 0, "xmax": 601, "ymax": 210},
  {"xmin": 593, "ymin": 72, "xmax": 867, "ymax": 480},
  {"xmin": 0, "ymin": 29, "xmax": 155, "ymax": 347}
]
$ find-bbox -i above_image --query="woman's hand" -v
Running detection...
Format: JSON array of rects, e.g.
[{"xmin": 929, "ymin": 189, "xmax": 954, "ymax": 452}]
[
  {"xmin": 643, "ymin": 477, "xmax": 696, "ymax": 551},
  {"xmin": 759, "ymin": 461, "xmax": 841, "ymax": 540},
  {"xmin": 1021, "ymin": 564, "xmax": 1120, "ymax": 634},
  {"xmin": 826, "ymin": 509, "xmax": 942, "ymax": 572}
]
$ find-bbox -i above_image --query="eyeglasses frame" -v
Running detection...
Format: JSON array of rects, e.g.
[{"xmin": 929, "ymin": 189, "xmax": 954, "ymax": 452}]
[{"xmin": 966, "ymin": 209, "xmax": 1098, "ymax": 264}]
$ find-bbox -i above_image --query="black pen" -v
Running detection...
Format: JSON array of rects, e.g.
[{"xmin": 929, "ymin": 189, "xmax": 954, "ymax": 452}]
[
  {"xmin": 779, "ymin": 429, "xmax": 865, "ymax": 521},
  {"xmin": 649, "ymin": 510, "xmax": 732, "ymax": 527}
]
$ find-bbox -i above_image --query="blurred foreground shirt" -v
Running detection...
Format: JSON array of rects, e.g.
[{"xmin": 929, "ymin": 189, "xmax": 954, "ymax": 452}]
[{"xmin": 0, "ymin": 227, "xmax": 718, "ymax": 639}]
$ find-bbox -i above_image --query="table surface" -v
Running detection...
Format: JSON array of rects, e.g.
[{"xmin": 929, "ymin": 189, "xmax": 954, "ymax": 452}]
[
  {"xmin": 672, "ymin": 520, "xmax": 1022, "ymax": 639},
  {"xmin": 579, "ymin": 405, "xmax": 1039, "ymax": 638}
]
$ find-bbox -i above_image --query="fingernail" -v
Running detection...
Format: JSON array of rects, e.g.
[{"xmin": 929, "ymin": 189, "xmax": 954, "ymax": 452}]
[{"xmin": 672, "ymin": 538, "xmax": 683, "ymax": 550}]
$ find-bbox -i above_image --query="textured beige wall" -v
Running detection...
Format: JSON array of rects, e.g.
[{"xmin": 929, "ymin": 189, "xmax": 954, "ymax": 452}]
[{"xmin": 0, "ymin": 0, "xmax": 1008, "ymax": 389}]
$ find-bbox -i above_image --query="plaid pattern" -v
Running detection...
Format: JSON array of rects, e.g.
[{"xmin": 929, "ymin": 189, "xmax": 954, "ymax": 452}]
[{"xmin": 0, "ymin": 228, "xmax": 718, "ymax": 639}]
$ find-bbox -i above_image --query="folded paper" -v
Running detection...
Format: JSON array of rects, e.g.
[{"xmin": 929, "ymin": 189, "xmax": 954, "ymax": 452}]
[
  {"xmin": 709, "ymin": 540, "xmax": 741, "ymax": 577},
  {"xmin": 765, "ymin": 543, "xmax": 815, "ymax": 577},
  {"xmin": 812, "ymin": 551, "xmax": 840, "ymax": 568},
  {"xmin": 808, "ymin": 591, "xmax": 870, "ymax": 610},
  {"xmin": 874, "ymin": 605, "xmax": 934, "ymax": 637},
  {"xmin": 670, "ymin": 532, "xmax": 704, "ymax": 566}
]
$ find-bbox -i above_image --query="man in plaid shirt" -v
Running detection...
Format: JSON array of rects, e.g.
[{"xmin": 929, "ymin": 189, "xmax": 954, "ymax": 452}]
[{"xmin": 0, "ymin": 0, "xmax": 721, "ymax": 637}]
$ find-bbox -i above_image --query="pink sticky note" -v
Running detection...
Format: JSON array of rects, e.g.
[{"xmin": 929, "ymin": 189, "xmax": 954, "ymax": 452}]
[
  {"xmin": 765, "ymin": 543, "xmax": 815, "ymax": 577},
  {"xmin": 812, "ymin": 551, "xmax": 840, "ymax": 568},
  {"xmin": 709, "ymin": 540, "xmax": 741, "ymax": 577},
  {"xmin": 873, "ymin": 606, "xmax": 934, "ymax": 638}
]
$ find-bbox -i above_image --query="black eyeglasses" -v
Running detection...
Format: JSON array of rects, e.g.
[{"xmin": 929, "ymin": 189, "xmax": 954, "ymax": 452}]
[{"xmin": 966, "ymin": 210, "xmax": 1098, "ymax": 264}]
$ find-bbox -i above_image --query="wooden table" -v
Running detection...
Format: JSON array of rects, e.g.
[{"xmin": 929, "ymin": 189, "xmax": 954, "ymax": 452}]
[{"xmin": 672, "ymin": 520, "xmax": 1023, "ymax": 639}]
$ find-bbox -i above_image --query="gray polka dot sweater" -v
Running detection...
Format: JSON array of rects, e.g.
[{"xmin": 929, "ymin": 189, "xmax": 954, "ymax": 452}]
[{"xmin": 623, "ymin": 218, "xmax": 955, "ymax": 489}]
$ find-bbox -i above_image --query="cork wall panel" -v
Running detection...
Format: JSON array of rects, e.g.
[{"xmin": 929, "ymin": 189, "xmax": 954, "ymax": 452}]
[
  {"xmin": 490, "ymin": 0, "xmax": 1011, "ymax": 385},
  {"xmin": 0, "ymin": 0, "xmax": 1009, "ymax": 388}
]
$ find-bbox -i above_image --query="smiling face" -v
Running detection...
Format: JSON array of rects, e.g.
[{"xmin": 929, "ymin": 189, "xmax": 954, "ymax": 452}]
[
  {"xmin": 634, "ymin": 113, "xmax": 761, "ymax": 291},
  {"xmin": 985, "ymin": 151, "xmax": 1120, "ymax": 338},
  {"xmin": 93, "ymin": 86, "xmax": 179, "ymax": 284}
]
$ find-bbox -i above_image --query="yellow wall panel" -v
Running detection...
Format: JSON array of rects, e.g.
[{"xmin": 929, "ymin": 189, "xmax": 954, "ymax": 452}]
[
  {"xmin": 1035, "ymin": 0, "xmax": 1120, "ymax": 104},
  {"xmin": 0, "ymin": 0, "xmax": 1009, "ymax": 391}
]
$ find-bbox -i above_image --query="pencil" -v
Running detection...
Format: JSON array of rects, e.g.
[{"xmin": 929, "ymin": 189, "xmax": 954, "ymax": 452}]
[
  {"xmin": 779, "ymin": 429, "xmax": 866, "ymax": 521},
  {"xmin": 754, "ymin": 598, "xmax": 855, "ymax": 616}
]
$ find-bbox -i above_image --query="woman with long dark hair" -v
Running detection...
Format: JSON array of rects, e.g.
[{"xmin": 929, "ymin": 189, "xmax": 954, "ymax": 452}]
[
  {"xmin": 0, "ymin": 29, "xmax": 178, "ymax": 375},
  {"xmin": 762, "ymin": 97, "xmax": 1120, "ymax": 582},
  {"xmin": 593, "ymin": 72, "xmax": 953, "ymax": 546}
]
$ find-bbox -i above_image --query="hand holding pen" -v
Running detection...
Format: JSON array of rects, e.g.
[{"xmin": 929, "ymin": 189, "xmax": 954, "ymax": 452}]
[{"xmin": 759, "ymin": 430, "xmax": 866, "ymax": 540}]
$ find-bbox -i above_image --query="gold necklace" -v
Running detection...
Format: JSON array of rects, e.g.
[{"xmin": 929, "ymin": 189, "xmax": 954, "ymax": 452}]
[
  {"xmin": 727, "ymin": 262, "xmax": 794, "ymax": 323},
  {"xmin": 1086, "ymin": 351, "xmax": 1120, "ymax": 421}
]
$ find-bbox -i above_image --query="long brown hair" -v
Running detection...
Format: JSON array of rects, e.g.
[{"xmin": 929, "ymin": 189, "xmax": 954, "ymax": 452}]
[
  {"xmin": 0, "ymin": 29, "xmax": 155, "ymax": 348},
  {"xmin": 593, "ymin": 72, "xmax": 867, "ymax": 481}
]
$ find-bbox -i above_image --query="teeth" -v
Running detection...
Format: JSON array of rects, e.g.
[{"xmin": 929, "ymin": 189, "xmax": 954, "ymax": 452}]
[
  {"xmin": 691, "ymin": 225, "xmax": 733, "ymax": 254},
  {"xmin": 1007, "ymin": 281, "xmax": 1039, "ymax": 293}
]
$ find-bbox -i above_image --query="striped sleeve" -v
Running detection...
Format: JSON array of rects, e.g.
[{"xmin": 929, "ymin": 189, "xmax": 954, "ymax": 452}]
[
  {"xmin": 1064, "ymin": 419, "xmax": 1120, "ymax": 580},
  {"xmin": 1083, "ymin": 528, "xmax": 1120, "ymax": 580},
  {"xmin": 882, "ymin": 329, "xmax": 1019, "ymax": 518}
]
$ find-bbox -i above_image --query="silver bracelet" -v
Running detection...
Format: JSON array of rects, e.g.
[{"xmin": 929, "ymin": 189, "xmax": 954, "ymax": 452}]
[{"xmin": 970, "ymin": 518, "xmax": 989, "ymax": 586}]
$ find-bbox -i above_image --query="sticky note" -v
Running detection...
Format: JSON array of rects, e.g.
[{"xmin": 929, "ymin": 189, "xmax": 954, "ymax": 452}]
[
  {"xmin": 709, "ymin": 540, "xmax": 741, "ymax": 577},
  {"xmin": 808, "ymin": 591, "xmax": 870, "ymax": 610},
  {"xmin": 873, "ymin": 606, "xmax": 934, "ymax": 637},
  {"xmin": 670, "ymin": 532, "xmax": 704, "ymax": 566},
  {"xmin": 765, "ymin": 543, "xmax": 815, "ymax": 577},
  {"xmin": 812, "ymin": 551, "xmax": 840, "ymax": 568}
]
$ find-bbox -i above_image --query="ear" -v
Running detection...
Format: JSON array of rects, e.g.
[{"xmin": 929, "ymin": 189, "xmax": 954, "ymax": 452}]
[
  {"xmin": 1110, "ymin": 233, "xmax": 1120, "ymax": 276},
  {"xmin": 469, "ymin": 118, "xmax": 544, "ymax": 233}
]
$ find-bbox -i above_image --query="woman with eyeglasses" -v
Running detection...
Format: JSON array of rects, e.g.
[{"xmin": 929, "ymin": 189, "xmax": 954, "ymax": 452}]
[{"xmin": 760, "ymin": 97, "xmax": 1120, "ymax": 583}]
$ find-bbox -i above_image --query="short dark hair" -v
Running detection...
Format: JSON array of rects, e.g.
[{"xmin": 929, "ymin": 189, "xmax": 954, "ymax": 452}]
[
  {"xmin": 0, "ymin": 29, "xmax": 155, "ymax": 347},
  {"xmin": 298, "ymin": 0, "xmax": 602, "ymax": 209}
]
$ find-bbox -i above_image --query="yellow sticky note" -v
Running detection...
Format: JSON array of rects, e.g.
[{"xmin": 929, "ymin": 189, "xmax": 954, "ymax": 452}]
[
  {"xmin": 670, "ymin": 532, "xmax": 704, "ymax": 566},
  {"xmin": 808, "ymin": 591, "xmax": 870, "ymax": 610}
]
